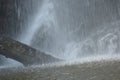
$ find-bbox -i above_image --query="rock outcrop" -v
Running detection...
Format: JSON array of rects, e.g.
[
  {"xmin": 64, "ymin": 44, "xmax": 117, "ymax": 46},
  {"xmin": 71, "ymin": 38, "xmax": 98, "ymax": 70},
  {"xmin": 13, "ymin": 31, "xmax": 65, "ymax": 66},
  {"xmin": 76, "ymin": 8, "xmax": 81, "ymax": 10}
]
[{"xmin": 0, "ymin": 35, "xmax": 61, "ymax": 66}]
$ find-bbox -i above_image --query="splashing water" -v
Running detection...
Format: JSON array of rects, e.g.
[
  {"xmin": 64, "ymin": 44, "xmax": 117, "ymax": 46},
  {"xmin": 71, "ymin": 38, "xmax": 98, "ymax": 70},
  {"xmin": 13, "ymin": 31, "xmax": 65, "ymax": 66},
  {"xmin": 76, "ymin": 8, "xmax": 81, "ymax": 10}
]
[
  {"xmin": 8, "ymin": 0, "xmax": 120, "ymax": 68},
  {"xmin": 0, "ymin": 0, "xmax": 120, "ymax": 68},
  {"xmin": 0, "ymin": 0, "xmax": 120, "ymax": 69},
  {"xmin": 19, "ymin": 0, "xmax": 120, "ymax": 63},
  {"xmin": 20, "ymin": 0, "xmax": 57, "ymax": 45}
]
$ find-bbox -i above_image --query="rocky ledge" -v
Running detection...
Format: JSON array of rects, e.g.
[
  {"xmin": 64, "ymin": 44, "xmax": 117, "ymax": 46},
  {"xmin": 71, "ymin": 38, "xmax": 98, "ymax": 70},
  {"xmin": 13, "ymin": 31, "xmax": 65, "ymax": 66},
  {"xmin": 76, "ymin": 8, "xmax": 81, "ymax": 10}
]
[{"xmin": 0, "ymin": 35, "xmax": 61, "ymax": 66}]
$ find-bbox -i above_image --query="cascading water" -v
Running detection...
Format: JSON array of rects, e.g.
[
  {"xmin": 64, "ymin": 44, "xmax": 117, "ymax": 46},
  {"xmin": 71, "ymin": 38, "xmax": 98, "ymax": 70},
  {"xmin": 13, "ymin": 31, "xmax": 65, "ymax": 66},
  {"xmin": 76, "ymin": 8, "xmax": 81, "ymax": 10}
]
[
  {"xmin": 20, "ymin": 0, "xmax": 69, "ymax": 59},
  {"xmin": 19, "ymin": 0, "xmax": 120, "ymax": 62},
  {"xmin": 1, "ymin": 0, "xmax": 120, "ymax": 68},
  {"xmin": 20, "ymin": 0, "xmax": 58, "ymax": 45}
]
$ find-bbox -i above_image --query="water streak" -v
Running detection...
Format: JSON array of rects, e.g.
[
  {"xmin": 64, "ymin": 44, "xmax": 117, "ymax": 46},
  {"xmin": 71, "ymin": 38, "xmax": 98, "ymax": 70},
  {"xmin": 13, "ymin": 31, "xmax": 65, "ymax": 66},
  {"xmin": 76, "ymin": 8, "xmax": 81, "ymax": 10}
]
[
  {"xmin": 19, "ymin": 0, "xmax": 120, "ymax": 62},
  {"xmin": 20, "ymin": 0, "xmax": 56, "ymax": 45}
]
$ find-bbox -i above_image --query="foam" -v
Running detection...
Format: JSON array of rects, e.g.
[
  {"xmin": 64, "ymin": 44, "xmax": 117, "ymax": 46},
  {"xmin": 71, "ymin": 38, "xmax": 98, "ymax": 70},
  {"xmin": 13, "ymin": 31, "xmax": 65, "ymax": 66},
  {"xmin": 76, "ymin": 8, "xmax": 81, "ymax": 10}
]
[{"xmin": 30, "ymin": 54, "xmax": 120, "ymax": 68}]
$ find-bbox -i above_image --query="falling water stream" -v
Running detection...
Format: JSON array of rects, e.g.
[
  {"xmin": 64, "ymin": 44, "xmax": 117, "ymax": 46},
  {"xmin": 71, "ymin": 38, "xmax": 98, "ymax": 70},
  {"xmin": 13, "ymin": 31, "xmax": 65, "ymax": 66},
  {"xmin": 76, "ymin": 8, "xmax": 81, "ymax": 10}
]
[
  {"xmin": 1, "ymin": 0, "xmax": 120, "ymax": 68},
  {"xmin": 23, "ymin": 0, "xmax": 120, "ymax": 60},
  {"xmin": 20, "ymin": 0, "xmax": 56, "ymax": 45}
]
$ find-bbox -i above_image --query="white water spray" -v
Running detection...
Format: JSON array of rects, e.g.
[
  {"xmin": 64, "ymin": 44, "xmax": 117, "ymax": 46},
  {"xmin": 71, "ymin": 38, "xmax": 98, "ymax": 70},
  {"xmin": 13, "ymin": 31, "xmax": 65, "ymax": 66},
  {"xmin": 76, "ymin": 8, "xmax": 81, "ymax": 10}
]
[
  {"xmin": 20, "ymin": 0, "xmax": 56, "ymax": 45},
  {"xmin": 19, "ymin": 0, "xmax": 120, "ymax": 63}
]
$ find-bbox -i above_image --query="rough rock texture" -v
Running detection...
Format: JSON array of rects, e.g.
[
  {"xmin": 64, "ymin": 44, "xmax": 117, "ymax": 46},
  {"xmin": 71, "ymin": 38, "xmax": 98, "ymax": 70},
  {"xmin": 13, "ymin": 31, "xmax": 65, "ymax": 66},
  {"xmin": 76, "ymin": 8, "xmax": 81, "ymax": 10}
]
[
  {"xmin": 0, "ymin": 60, "xmax": 120, "ymax": 80},
  {"xmin": 0, "ymin": 35, "xmax": 60, "ymax": 66}
]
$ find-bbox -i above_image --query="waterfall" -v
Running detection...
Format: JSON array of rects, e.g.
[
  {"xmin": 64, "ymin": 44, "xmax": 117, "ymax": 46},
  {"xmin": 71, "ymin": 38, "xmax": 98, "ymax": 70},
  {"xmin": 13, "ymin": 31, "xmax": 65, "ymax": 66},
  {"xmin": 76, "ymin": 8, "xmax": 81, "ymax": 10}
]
[
  {"xmin": 19, "ymin": 0, "xmax": 120, "ymax": 61},
  {"xmin": 0, "ymin": 0, "xmax": 120, "ymax": 69},
  {"xmin": 20, "ymin": 0, "xmax": 57, "ymax": 45},
  {"xmin": 19, "ymin": 0, "xmax": 68, "ymax": 59}
]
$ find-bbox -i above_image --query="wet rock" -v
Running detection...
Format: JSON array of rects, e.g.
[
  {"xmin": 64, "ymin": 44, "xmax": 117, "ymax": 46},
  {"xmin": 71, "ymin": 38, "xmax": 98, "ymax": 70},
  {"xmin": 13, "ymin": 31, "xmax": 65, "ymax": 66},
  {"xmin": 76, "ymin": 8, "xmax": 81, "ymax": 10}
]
[
  {"xmin": 0, "ymin": 35, "xmax": 61, "ymax": 66},
  {"xmin": 0, "ymin": 60, "xmax": 120, "ymax": 80}
]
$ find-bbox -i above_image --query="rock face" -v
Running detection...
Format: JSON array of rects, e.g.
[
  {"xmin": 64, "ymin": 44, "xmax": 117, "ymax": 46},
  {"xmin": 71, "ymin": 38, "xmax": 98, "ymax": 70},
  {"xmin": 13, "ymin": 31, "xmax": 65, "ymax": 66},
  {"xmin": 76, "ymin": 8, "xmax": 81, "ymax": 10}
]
[
  {"xmin": 0, "ymin": 60, "xmax": 120, "ymax": 80},
  {"xmin": 0, "ymin": 35, "xmax": 60, "ymax": 66},
  {"xmin": 0, "ymin": 0, "xmax": 43, "ymax": 37}
]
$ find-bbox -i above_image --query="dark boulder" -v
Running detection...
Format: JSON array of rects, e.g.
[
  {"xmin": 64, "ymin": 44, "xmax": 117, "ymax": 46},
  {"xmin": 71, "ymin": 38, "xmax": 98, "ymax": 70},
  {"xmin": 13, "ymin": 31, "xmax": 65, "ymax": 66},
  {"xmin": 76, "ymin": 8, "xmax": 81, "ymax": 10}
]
[{"xmin": 0, "ymin": 35, "xmax": 61, "ymax": 66}]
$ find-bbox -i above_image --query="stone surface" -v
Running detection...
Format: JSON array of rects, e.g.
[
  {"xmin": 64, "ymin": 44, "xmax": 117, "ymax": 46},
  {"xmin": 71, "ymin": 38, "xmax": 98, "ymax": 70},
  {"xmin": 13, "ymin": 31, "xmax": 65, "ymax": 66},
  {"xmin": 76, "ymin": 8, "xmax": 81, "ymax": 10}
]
[
  {"xmin": 0, "ymin": 60, "xmax": 120, "ymax": 80},
  {"xmin": 0, "ymin": 35, "xmax": 60, "ymax": 66}
]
